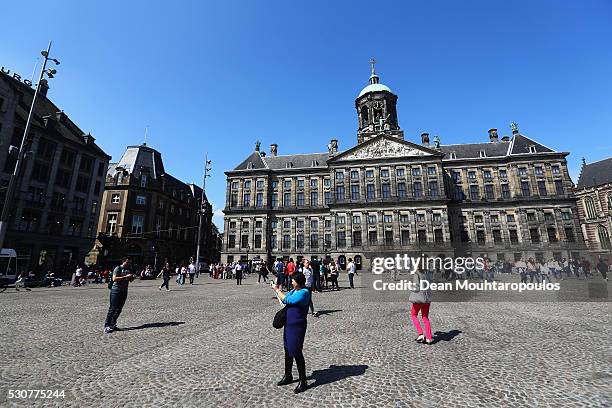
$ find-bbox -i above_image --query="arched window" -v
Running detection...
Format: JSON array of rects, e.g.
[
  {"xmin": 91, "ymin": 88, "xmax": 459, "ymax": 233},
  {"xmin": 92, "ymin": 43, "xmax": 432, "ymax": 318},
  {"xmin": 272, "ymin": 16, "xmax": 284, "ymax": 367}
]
[
  {"xmin": 361, "ymin": 106, "xmax": 369, "ymax": 127},
  {"xmin": 354, "ymin": 255, "xmax": 362, "ymax": 270},
  {"xmin": 598, "ymin": 225, "xmax": 611, "ymax": 249},
  {"xmin": 585, "ymin": 196, "xmax": 597, "ymax": 219}
]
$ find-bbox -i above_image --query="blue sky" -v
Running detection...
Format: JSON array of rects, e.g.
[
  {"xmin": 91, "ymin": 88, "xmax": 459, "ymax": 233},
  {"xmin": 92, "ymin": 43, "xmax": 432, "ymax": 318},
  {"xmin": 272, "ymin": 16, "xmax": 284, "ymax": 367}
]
[{"xmin": 1, "ymin": 0, "xmax": 611, "ymax": 229}]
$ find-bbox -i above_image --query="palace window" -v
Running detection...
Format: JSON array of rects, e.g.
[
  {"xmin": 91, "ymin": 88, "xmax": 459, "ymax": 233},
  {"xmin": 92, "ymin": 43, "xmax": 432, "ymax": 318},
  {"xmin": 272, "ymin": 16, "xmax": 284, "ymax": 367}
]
[
  {"xmin": 429, "ymin": 181, "xmax": 438, "ymax": 197},
  {"xmin": 351, "ymin": 185, "xmax": 360, "ymax": 200},
  {"xmin": 397, "ymin": 182, "xmax": 406, "ymax": 198},
  {"xmin": 336, "ymin": 186, "xmax": 345, "ymax": 201},
  {"xmin": 352, "ymin": 231, "xmax": 362, "ymax": 247},
  {"xmin": 366, "ymin": 184, "xmax": 375, "ymax": 200},
  {"xmin": 381, "ymin": 183, "xmax": 391, "ymax": 198},
  {"xmin": 413, "ymin": 182, "xmax": 422, "ymax": 198}
]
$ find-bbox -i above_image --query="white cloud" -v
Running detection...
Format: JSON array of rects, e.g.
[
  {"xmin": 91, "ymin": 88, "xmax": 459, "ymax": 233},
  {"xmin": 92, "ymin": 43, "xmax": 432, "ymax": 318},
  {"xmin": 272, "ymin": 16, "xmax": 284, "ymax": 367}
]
[{"xmin": 212, "ymin": 207, "xmax": 225, "ymax": 231}]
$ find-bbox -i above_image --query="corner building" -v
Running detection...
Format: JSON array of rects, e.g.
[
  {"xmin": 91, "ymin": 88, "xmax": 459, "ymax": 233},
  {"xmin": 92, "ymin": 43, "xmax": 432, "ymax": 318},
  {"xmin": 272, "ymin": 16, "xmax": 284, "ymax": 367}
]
[{"xmin": 222, "ymin": 64, "xmax": 585, "ymax": 269}]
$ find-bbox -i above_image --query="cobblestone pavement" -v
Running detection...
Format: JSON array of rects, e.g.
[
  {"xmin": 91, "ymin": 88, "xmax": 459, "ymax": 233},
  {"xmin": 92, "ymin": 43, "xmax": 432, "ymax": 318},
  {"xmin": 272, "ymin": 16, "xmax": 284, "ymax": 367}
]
[{"xmin": 0, "ymin": 274, "xmax": 610, "ymax": 407}]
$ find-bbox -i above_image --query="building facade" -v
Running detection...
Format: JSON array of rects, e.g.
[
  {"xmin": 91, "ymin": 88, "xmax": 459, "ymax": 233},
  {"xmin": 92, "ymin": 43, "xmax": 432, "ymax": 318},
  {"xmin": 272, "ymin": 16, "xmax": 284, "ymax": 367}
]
[
  {"xmin": 222, "ymin": 64, "xmax": 585, "ymax": 269},
  {"xmin": 0, "ymin": 70, "xmax": 110, "ymax": 276},
  {"xmin": 93, "ymin": 144, "xmax": 217, "ymax": 269},
  {"xmin": 574, "ymin": 157, "xmax": 612, "ymax": 255}
]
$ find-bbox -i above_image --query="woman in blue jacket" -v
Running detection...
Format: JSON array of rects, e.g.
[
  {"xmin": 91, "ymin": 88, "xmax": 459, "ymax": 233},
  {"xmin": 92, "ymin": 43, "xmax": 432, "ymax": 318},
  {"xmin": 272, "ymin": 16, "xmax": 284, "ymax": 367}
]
[{"xmin": 272, "ymin": 272, "xmax": 310, "ymax": 393}]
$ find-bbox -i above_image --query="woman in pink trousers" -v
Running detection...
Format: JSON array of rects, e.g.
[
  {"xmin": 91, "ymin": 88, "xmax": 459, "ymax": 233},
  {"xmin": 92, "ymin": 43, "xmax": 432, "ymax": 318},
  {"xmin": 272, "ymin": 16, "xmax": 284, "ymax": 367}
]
[{"xmin": 409, "ymin": 268, "xmax": 433, "ymax": 345}]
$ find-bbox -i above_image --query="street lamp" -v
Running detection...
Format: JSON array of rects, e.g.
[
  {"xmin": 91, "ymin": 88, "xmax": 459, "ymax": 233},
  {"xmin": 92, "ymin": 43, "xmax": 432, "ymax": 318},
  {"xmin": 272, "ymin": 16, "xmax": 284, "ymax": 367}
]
[
  {"xmin": 195, "ymin": 155, "xmax": 212, "ymax": 274},
  {"xmin": 0, "ymin": 41, "xmax": 59, "ymax": 249}
]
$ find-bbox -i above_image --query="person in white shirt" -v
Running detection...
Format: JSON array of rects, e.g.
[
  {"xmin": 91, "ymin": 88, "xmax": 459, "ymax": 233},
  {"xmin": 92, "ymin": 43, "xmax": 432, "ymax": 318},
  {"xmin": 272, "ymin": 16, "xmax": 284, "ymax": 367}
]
[
  {"xmin": 75, "ymin": 266, "xmax": 83, "ymax": 287},
  {"xmin": 188, "ymin": 262, "xmax": 197, "ymax": 285},
  {"xmin": 234, "ymin": 262, "xmax": 243, "ymax": 285},
  {"xmin": 347, "ymin": 258, "xmax": 356, "ymax": 289},
  {"xmin": 514, "ymin": 259, "xmax": 527, "ymax": 283}
]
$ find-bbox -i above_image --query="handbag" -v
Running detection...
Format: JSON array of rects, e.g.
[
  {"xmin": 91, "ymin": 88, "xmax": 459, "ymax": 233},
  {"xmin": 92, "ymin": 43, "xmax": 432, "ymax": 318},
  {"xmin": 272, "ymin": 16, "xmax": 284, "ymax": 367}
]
[
  {"xmin": 273, "ymin": 306, "xmax": 287, "ymax": 329},
  {"xmin": 408, "ymin": 273, "xmax": 431, "ymax": 303}
]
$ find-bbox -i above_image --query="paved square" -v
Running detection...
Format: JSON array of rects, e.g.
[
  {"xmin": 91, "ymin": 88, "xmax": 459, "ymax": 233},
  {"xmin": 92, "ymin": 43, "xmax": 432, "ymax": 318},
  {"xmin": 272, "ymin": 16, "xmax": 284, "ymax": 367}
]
[{"xmin": 0, "ymin": 274, "xmax": 610, "ymax": 407}]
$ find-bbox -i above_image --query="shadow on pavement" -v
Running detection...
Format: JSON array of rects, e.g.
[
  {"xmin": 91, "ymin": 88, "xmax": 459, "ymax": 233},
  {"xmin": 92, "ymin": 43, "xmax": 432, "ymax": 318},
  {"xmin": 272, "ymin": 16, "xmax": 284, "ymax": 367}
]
[
  {"xmin": 308, "ymin": 364, "xmax": 368, "ymax": 388},
  {"xmin": 433, "ymin": 329, "xmax": 462, "ymax": 344},
  {"xmin": 122, "ymin": 321, "xmax": 185, "ymax": 331},
  {"xmin": 315, "ymin": 309, "xmax": 343, "ymax": 316}
]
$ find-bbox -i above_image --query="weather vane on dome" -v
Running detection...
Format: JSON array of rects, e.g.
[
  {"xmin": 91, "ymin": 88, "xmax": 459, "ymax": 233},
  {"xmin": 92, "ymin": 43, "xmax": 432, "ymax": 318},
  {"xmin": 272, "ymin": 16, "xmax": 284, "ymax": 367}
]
[{"xmin": 370, "ymin": 57, "xmax": 376, "ymax": 76}]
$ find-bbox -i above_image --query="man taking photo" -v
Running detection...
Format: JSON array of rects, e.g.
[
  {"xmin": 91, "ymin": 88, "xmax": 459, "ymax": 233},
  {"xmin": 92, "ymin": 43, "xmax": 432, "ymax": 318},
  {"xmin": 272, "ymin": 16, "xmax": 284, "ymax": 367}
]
[{"xmin": 104, "ymin": 257, "xmax": 134, "ymax": 334}]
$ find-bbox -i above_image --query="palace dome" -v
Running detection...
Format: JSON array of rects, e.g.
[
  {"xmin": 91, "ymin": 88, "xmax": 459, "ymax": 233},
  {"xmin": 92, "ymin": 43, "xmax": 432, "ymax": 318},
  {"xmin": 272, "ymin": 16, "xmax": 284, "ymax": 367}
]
[{"xmin": 358, "ymin": 82, "xmax": 392, "ymax": 98}]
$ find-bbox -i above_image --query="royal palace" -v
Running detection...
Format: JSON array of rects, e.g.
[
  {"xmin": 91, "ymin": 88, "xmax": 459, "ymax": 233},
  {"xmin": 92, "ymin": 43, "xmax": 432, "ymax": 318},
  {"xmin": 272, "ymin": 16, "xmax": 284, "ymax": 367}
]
[{"xmin": 221, "ymin": 62, "xmax": 586, "ymax": 270}]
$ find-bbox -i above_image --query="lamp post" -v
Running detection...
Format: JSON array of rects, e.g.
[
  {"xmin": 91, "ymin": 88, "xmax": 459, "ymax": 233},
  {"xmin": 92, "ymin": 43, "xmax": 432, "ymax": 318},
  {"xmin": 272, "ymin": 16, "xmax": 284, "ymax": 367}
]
[
  {"xmin": 0, "ymin": 41, "xmax": 60, "ymax": 249},
  {"xmin": 195, "ymin": 154, "xmax": 212, "ymax": 274}
]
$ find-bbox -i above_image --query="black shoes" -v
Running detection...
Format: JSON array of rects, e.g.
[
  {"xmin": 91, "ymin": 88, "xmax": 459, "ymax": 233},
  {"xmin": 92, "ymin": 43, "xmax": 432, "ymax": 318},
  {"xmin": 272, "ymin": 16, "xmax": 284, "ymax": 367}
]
[
  {"xmin": 294, "ymin": 380, "xmax": 308, "ymax": 394},
  {"xmin": 277, "ymin": 375, "xmax": 293, "ymax": 386}
]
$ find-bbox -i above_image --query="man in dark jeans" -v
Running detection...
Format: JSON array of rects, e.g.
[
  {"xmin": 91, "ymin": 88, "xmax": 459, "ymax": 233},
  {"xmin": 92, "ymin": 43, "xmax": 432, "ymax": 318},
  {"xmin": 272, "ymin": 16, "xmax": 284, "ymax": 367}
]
[
  {"xmin": 159, "ymin": 262, "xmax": 171, "ymax": 291},
  {"xmin": 104, "ymin": 258, "xmax": 134, "ymax": 334}
]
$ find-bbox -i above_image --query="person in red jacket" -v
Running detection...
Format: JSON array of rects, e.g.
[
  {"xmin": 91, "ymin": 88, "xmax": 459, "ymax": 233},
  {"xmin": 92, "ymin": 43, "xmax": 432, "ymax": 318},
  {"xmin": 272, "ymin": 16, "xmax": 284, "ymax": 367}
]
[{"xmin": 285, "ymin": 258, "xmax": 296, "ymax": 291}]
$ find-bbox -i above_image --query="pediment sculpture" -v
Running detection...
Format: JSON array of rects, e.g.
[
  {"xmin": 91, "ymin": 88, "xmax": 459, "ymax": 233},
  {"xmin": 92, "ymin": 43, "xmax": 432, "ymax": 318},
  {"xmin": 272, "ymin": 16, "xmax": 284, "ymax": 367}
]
[{"xmin": 340, "ymin": 138, "xmax": 429, "ymax": 160}]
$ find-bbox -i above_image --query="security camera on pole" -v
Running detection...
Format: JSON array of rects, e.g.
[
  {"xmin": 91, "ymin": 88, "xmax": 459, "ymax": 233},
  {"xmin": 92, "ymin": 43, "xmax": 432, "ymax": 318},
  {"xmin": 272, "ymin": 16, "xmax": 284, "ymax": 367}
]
[
  {"xmin": 0, "ymin": 41, "xmax": 60, "ymax": 250},
  {"xmin": 195, "ymin": 154, "xmax": 212, "ymax": 275}
]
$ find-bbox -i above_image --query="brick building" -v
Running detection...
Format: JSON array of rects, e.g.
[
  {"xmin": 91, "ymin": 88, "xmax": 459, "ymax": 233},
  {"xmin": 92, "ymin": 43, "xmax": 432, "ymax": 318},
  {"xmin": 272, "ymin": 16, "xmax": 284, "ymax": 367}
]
[
  {"xmin": 93, "ymin": 144, "xmax": 217, "ymax": 269},
  {"xmin": 0, "ymin": 70, "xmax": 110, "ymax": 275},
  {"xmin": 575, "ymin": 157, "xmax": 612, "ymax": 255}
]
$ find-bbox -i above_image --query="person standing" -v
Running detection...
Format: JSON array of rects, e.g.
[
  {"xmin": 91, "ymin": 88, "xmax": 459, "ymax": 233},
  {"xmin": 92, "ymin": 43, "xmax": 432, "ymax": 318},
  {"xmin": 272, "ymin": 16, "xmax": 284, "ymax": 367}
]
[
  {"xmin": 347, "ymin": 258, "xmax": 356, "ymax": 289},
  {"xmin": 596, "ymin": 257, "xmax": 609, "ymax": 281},
  {"xmin": 300, "ymin": 260, "xmax": 319, "ymax": 317},
  {"xmin": 158, "ymin": 263, "xmax": 171, "ymax": 291},
  {"xmin": 104, "ymin": 258, "xmax": 134, "ymax": 334},
  {"xmin": 515, "ymin": 258, "xmax": 527, "ymax": 283},
  {"xmin": 188, "ymin": 261, "xmax": 197, "ymax": 285},
  {"xmin": 286, "ymin": 258, "xmax": 296, "ymax": 291},
  {"xmin": 409, "ymin": 268, "xmax": 433, "ymax": 344},
  {"xmin": 329, "ymin": 260, "xmax": 339, "ymax": 291},
  {"xmin": 275, "ymin": 259, "xmax": 285, "ymax": 288},
  {"xmin": 311, "ymin": 258, "xmax": 321, "ymax": 293},
  {"xmin": 258, "ymin": 262, "xmax": 269, "ymax": 283},
  {"xmin": 272, "ymin": 272, "xmax": 310, "ymax": 394},
  {"xmin": 235, "ymin": 262, "xmax": 243, "ymax": 285},
  {"xmin": 75, "ymin": 265, "xmax": 83, "ymax": 287}
]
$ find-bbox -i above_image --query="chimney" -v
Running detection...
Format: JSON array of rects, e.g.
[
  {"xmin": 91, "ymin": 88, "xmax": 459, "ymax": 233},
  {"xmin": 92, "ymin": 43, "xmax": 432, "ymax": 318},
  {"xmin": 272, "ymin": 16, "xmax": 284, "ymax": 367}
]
[
  {"xmin": 255, "ymin": 140, "xmax": 261, "ymax": 152},
  {"xmin": 39, "ymin": 79, "xmax": 49, "ymax": 97},
  {"xmin": 328, "ymin": 139, "xmax": 338, "ymax": 156},
  {"xmin": 488, "ymin": 128, "xmax": 499, "ymax": 143},
  {"xmin": 270, "ymin": 143, "xmax": 278, "ymax": 156},
  {"xmin": 421, "ymin": 132, "xmax": 430, "ymax": 146},
  {"xmin": 501, "ymin": 136, "xmax": 510, "ymax": 142}
]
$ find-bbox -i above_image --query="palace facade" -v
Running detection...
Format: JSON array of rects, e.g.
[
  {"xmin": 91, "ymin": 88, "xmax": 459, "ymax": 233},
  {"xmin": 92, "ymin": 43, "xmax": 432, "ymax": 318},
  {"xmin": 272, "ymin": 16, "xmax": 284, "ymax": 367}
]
[{"xmin": 222, "ymin": 64, "xmax": 585, "ymax": 269}]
